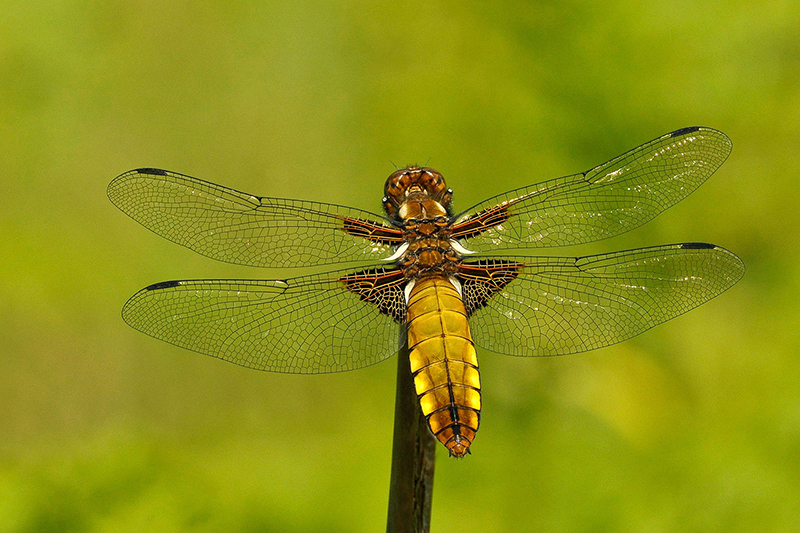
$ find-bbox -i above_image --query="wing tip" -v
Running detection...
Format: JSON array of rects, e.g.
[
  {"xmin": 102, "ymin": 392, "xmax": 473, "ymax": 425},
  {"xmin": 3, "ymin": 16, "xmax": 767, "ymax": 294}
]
[
  {"xmin": 669, "ymin": 126, "xmax": 702, "ymax": 138},
  {"xmin": 669, "ymin": 126, "xmax": 732, "ymax": 149},
  {"xmin": 134, "ymin": 167, "xmax": 169, "ymax": 176},
  {"xmin": 144, "ymin": 280, "xmax": 183, "ymax": 291},
  {"xmin": 107, "ymin": 168, "xmax": 169, "ymax": 202},
  {"xmin": 680, "ymin": 242, "xmax": 716, "ymax": 250},
  {"xmin": 678, "ymin": 242, "xmax": 746, "ymax": 283}
]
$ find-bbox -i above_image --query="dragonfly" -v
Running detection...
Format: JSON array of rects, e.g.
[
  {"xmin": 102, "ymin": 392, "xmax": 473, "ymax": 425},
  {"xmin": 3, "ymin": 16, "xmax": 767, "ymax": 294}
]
[{"xmin": 108, "ymin": 126, "xmax": 744, "ymax": 458}]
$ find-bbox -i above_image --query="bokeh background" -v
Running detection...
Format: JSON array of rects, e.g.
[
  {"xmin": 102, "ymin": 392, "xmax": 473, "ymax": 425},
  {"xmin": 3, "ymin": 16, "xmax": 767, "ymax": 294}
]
[{"xmin": 2, "ymin": 1, "xmax": 798, "ymax": 531}]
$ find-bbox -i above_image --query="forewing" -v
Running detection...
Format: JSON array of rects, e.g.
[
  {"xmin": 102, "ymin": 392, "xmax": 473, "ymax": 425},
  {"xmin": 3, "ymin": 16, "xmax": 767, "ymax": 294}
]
[
  {"xmin": 108, "ymin": 169, "xmax": 403, "ymax": 268},
  {"xmin": 463, "ymin": 244, "xmax": 744, "ymax": 356},
  {"xmin": 121, "ymin": 267, "xmax": 406, "ymax": 373},
  {"xmin": 453, "ymin": 127, "xmax": 731, "ymax": 250}
]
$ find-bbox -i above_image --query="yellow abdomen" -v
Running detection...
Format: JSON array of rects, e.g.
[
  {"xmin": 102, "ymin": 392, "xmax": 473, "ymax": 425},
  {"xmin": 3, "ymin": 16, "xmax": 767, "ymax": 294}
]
[{"xmin": 406, "ymin": 275, "xmax": 481, "ymax": 457}]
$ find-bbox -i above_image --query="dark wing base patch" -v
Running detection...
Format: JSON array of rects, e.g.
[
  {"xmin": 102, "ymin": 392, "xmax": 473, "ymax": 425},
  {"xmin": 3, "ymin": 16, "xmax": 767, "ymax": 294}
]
[
  {"xmin": 458, "ymin": 260, "xmax": 524, "ymax": 316},
  {"xmin": 451, "ymin": 205, "xmax": 512, "ymax": 240},
  {"xmin": 342, "ymin": 217, "xmax": 404, "ymax": 245},
  {"xmin": 340, "ymin": 268, "xmax": 407, "ymax": 322}
]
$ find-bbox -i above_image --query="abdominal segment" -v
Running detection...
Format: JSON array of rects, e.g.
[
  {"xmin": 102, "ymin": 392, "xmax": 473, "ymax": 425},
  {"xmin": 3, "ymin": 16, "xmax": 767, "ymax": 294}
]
[{"xmin": 406, "ymin": 276, "xmax": 481, "ymax": 457}]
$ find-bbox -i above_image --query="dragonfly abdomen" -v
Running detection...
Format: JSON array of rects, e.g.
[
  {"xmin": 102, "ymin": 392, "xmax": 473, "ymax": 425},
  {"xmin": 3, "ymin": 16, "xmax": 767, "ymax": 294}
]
[{"xmin": 406, "ymin": 275, "xmax": 481, "ymax": 457}]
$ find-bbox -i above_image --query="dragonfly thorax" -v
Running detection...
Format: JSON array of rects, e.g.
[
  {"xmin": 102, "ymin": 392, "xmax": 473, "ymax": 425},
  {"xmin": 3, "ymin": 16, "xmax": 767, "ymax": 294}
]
[
  {"xmin": 383, "ymin": 167, "xmax": 461, "ymax": 278},
  {"xmin": 401, "ymin": 238, "xmax": 461, "ymax": 278}
]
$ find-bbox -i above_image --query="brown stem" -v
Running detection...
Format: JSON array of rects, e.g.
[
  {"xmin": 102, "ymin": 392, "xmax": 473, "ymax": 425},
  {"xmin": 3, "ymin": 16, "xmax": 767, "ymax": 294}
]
[{"xmin": 386, "ymin": 333, "xmax": 436, "ymax": 533}]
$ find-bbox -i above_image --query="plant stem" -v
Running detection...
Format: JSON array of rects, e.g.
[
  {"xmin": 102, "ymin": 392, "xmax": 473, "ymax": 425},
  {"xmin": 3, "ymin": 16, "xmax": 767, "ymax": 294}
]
[{"xmin": 386, "ymin": 335, "xmax": 436, "ymax": 533}]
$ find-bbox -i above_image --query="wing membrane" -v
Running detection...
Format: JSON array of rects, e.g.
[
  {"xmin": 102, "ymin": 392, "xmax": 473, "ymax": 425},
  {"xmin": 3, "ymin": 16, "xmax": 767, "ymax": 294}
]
[
  {"xmin": 465, "ymin": 243, "xmax": 744, "ymax": 356},
  {"xmin": 108, "ymin": 169, "xmax": 402, "ymax": 268},
  {"xmin": 121, "ymin": 267, "xmax": 405, "ymax": 373},
  {"xmin": 454, "ymin": 127, "xmax": 731, "ymax": 251}
]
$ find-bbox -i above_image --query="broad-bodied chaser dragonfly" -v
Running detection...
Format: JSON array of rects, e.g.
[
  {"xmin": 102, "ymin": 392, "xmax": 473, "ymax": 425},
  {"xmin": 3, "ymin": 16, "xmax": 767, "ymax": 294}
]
[{"xmin": 108, "ymin": 126, "xmax": 744, "ymax": 457}]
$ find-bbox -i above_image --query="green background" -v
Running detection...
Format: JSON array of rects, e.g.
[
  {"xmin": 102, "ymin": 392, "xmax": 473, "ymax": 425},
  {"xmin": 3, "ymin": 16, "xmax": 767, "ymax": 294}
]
[{"xmin": 2, "ymin": 1, "xmax": 798, "ymax": 531}]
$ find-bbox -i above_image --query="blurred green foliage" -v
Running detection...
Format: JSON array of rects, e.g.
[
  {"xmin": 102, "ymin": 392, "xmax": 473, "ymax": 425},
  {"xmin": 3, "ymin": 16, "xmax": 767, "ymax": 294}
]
[{"xmin": 1, "ymin": 0, "xmax": 799, "ymax": 531}]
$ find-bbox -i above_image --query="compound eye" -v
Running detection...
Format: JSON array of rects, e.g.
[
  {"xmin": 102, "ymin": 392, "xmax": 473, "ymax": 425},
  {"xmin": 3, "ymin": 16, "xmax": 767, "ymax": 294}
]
[
  {"xmin": 387, "ymin": 177, "xmax": 403, "ymax": 195},
  {"xmin": 422, "ymin": 172, "xmax": 445, "ymax": 193}
]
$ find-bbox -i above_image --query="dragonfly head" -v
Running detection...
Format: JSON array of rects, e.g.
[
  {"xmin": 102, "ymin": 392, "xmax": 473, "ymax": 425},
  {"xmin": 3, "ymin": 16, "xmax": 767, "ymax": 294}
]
[{"xmin": 383, "ymin": 166, "xmax": 453, "ymax": 220}]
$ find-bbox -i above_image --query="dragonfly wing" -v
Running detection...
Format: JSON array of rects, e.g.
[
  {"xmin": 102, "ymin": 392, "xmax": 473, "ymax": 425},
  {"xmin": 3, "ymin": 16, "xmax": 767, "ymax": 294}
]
[
  {"xmin": 108, "ymin": 169, "xmax": 403, "ymax": 268},
  {"xmin": 453, "ymin": 127, "xmax": 731, "ymax": 250},
  {"xmin": 121, "ymin": 267, "xmax": 406, "ymax": 373},
  {"xmin": 461, "ymin": 243, "xmax": 744, "ymax": 356}
]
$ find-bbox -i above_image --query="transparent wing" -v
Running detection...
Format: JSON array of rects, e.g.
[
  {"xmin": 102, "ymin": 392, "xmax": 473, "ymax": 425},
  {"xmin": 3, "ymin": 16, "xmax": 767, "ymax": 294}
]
[
  {"xmin": 107, "ymin": 169, "xmax": 403, "ymax": 268},
  {"xmin": 121, "ymin": 267, "xmax": 406, "ymax": 373},
  {"xmin": 464, "ymin": 243, "xmax": 744, "ymax": 356},
  {"xmin": 453, "ymin": 127, "xmax": 731, "ymax": 251}
]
